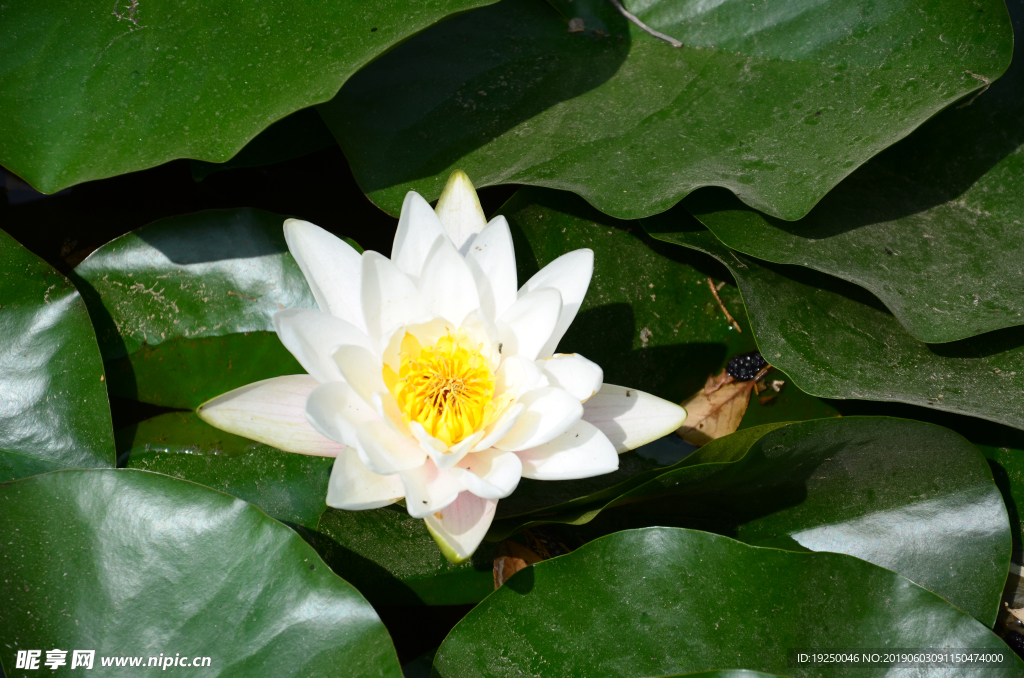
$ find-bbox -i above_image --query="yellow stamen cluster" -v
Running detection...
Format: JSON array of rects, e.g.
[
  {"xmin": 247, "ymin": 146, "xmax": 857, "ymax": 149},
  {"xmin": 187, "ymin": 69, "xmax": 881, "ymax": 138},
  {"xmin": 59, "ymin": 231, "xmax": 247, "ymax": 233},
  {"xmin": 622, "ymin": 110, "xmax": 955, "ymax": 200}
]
[{"xmin": 384, "ymin": 331, "xmax": 498, "ymax": 447}]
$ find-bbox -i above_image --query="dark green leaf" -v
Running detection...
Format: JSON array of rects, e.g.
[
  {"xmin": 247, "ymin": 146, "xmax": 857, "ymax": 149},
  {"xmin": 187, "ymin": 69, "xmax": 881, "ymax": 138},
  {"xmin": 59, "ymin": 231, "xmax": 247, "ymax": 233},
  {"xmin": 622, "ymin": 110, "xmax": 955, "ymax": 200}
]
[
  {"xmin": 434, "ymin": 528, "xmax": 1019, "ymax": 678},
  {"xmin": 313, "ymin": 506, "xmax": 496, "ymax": 607},
  {"xmin": 0, "ymin": 0, "xmax": 496, "ymax": 193},
  {"xmin": 0, "ymin": 469, "xmax": 402, "ymax": 677},
  {"xmin": 0, "ymin": 229, "xmax": 114, "ymax": 481},
  {"xmin": 494, "ymin": 417, "xmax": 1010, "ymax": 626},
  {"xmin": 682, "ymin": 0, "xmax": 1024, "ymax": 343},
  {"xmin": 645, "ymin": 219, "xmax": 1024, "ymax": 431},
  {"xmin": 119, "ymin": 412, "xmax": 332, "ymax": 529},
  {"xmin": 190, "ymin": 108, "xmax": 338, "ymax": 181},
  {"xmin": 72, "ymin": 208, "xmax": 316, "ymax": 408},
  {"xmin": 321, "ymin": 0, "xmax": 1012, "ymax": 221}
]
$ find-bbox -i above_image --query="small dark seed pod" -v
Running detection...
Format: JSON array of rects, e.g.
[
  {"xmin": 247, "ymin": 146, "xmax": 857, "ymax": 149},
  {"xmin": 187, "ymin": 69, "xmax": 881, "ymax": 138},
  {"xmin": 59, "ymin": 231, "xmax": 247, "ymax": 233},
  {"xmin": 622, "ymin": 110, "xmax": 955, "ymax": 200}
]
[{"xmin": 726, "ymin": 351, "xmax": 768, "ymax": 381}]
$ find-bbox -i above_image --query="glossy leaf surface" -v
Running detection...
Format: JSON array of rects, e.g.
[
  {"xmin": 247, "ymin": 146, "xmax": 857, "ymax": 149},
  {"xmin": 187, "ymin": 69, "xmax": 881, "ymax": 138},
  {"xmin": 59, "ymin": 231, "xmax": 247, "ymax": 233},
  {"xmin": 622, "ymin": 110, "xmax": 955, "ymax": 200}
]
[
  {"xmin": 120, "ymin": 412, "xmax": 332, "ymax": 529},
  {"xmin": 434, "ymin": 528, "xmax": 1019, "ymax": 678},
  {"xmin": 646, "ymin": 219, "xmax": 1024, "ymax": 432},
  {"xmin": 0, "ymin": 229, "xmax": 114, "ymax": 481},
  {"xmin": 493, "ymin": 417, "xmax": 1010, "ymax": 626},
  {"xmin": 0, "ymin": 0, "xmax": 495, "ymax": 193},
  {"xmin": 73, "ymin": 208, "xmax": 315, "ymax": 408},
  {"xmin": 684, "ymin": 0, "xmax": 1024, "ymax": 343},
  {"xmin": 0, "ymin": 469, "xmax": 402, "ymax": 677},
  {"xmin": 322, "ymin": 0, "xmax": 1012, "ymax": 221}
]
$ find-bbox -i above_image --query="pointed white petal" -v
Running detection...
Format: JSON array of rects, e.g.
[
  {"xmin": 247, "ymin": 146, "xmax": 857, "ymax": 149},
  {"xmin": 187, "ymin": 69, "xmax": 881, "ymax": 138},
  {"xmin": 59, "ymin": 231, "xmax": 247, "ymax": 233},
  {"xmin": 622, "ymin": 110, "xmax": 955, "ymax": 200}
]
[
  {"xmin": 424, "ymin": 491, "xmax": 498, "ymax": 564},
  {"xmin": 283, "ymin": 219, "xmax": 365, "ymax": 332},
  {"xmin": 451, "ymin": 448, "xmax": 523, "ymax": 499},
  {"xmin": 466, "ymin": 215, "xmax": 517, "ymax": 321},
  {"xmin": 197, "ymin": 375, "xmax": 343, "ymax": 456},
  {"xmin": 472, "ymin": 403, "xmax": 525, "ymax": 452},
  {"xmin": 331, "ymin": 344, "xmax": 386, "ymax": 408},
  {"xmin": 305, "ymin": 381, "xmax": 379, "ymax": 449},
  {"xmin": 400, "ymin": 458, "xmax": 464, "ymax": 519},
  {"xmin": 326, "ymin": 448, "xmax": 405, "ymax": 510},
  {"xmin": 361, "ymin": 250, "xmax": 425, "ymax": 353},
  {"xmin": 519, "ymin": 249, "xmax": 593, "ymax": 358},
  {"xmin": 497, "ymin": 287, "xmax": 562, "ymax": 361},
  {"xmin": 538, "ymin": 353, "xmax": 603, "ymax": 403},
  {"xmin": 392, "ymin": 191, "xmax": 450, "ymax": 283},
  {"xmin": 494, "ymin": 386, "xmax": 583, "ymax": 452},
  {"xmin": 581, "ymin": 383, "xmax": 688, "ymax": 453},
  {"xmin": 494, "ymin": 355, "xmax": 549, "ymax": 398},
  {"xmin": 273, "ymin": 308, "xmax": 372, "ymax": 384},
  {"xmin": 354, "ymin": 420, "xmax": 428, "ymax": 475},
  {"xmin": 516, "ymin": 419, "xmax": 618, "ymax": 480},
  {"xmin": 410, "ymin": 422, "xmax": 485, "ymax": 470},
  {"xmin": 418, "ymin": 235, "xmax": 481, "ymax": 328},
  {"xmin": 434, "ymin": 170, "xmax": 487, "ymax": 254}
]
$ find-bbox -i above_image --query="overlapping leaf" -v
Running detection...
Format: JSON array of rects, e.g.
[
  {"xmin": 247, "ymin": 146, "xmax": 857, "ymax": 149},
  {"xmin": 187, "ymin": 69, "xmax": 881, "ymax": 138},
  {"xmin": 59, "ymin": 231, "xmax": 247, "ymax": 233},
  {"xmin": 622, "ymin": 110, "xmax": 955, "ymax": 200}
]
[
  {"xmin": 0, "ymin": 0, "xmax": 495, "ymax": 193},
  {"xmin": 492, "ymin": 417, "xmax": 1010, "ymax": 626},
  {"xmin": 0, "ymin": 469, "xmax": 402, "ymax": 677},
  {"xmin": 72, "ymin": 208, "xmax": 317, "ymax": 408},
  {"xmin": 0, "ymin": 229, "xmax": 114, "ymax": 481},
  {"xmin": 434, "ymin": 528, "xmax": 1019, "ymax": 678},
  {"xmin": 683, "ymin": 0, "xmax": 1024, "ymax": 343},
  {"xmin": 646, "ymin": 219, "xmax": 1024, "ymax": 431},
  {"xmin": 321, "ymin": 0, "xmax": 1012, "ymax": 221},
  {"xmin": 119, "ymin": 412, "xmax": 332, "ymax": 529}
]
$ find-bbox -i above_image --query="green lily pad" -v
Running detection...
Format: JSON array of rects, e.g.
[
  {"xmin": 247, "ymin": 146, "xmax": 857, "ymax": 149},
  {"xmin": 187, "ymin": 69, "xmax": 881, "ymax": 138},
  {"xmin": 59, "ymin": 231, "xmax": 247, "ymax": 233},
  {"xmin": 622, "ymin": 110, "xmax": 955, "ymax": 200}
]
[
  {"xmin": 0, "ymin": 469, "xmax": 402, "ymax": 677},
  {"xmin": 119, "ymin": 412, "xmax": 332, "ymax": 529},
  {"xmin": 493, "ymin": 417, "xmax": 1010, "ymax": 626},
  {"xmin": 72, "ymin": 208, "xmax": 318, "ymax": 408},
  {"xmin": 0, "ymin": 0, "xmax": 496, "ymax": 194},
  {"xmin": 321, "ymin": 0, "xmax": 1012, "ymax": 221},
  {"xmin": 190, "ymin": 108, "xmax": 338, "ymax": 181},
  {"xmin": 434, "ymin": 528, "xmax": 1019, "ymax": 678},
  {"xmin": 682, "ymin": 0, "xmax": 1024, "ymax": 344},
  {"xmin": 645, "ymin": 218, "xmax": 1024, "ymax": 432},
  {"xmin": 0, "ymin": 229, "xmax": 114, "ymax": 481}
]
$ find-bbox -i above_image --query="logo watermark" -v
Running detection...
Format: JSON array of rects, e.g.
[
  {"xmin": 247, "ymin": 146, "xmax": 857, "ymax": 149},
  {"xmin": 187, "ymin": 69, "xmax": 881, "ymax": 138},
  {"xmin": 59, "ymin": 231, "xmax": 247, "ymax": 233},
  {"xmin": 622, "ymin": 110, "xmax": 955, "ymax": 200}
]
[{"xmin": 15, "ymin": 650, "xmax": 211, "ymax": 670}]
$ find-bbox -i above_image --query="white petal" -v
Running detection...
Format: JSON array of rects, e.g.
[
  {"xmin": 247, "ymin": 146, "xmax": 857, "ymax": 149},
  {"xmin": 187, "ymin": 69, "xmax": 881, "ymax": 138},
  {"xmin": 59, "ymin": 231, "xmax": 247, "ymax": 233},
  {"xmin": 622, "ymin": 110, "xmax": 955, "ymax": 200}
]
[
  {"xmin": 494, "ymin": 355, "xmax": 549, "ymax": 398},
  {"xmin": 519, "ymin": 249, "xmax": 593, "ymax": 358},
  {"xmin": 497, "ymin": 287, "xmax": 562, "ymax": 361},
  {"xmin": 495, "ymin": 386, "xmax": 583, "ymax": 452},
  {"xmin": 305, "ymin": 381, "xmax": 379, "ymax": 449},
  {"xmin": 410, "ymin": 422, "xmax": 485, "ymax": 470},
  {"xmin": 197, "ymin": 375, "xmax": 343, "ymax": 456},
  {"xmin": 283, "ymin": 219, "xmax": 365, "ymax": 332},
  {"xmin": 471, "ymin": 403, "xmax": 525, "ymax": 452},
  {"xmin": 434, "ymin": 170, "xmax": 487, "ymax": 255},
  {"xmin": 581, "ymin": 383, "xmax": 688, "ymax": 453},
  {"xmin": 400, "ymin": 458, "xmax": 464, "ymax": 519},
  {"xmin": 273, "ymin": 308, "xmax": 372, "ymax": 384},
  {"xmin": 424, "ymin": 491, "xmax": 498, "ymax": 564},
  {"xmin": 354, "ymin": 420, "xmax": 428, "ymax": 475},
  {"xmin": 466, "ymin": 215, "xmax": 517, "ymax": 320},
  {"xmin": 516, "ymin": 419, "xmax": 618, "ymax": 480},
  {"xmin": 326, "ymin": 448, "xmax": 405, "ymax": 510},
  {"xmin": 538, "ymin": 353, "xmax": 603, "ymax": 402},
  {"xmin": 451, "ymin": 448, "xmax": 523, "ymax": 499},
  {"xmin": 331, "ymin": 344, "xmax": 386, "ymax": 407},
  {"xmin": 392, "ymin": 191, "xmax": 450, "ymax": 284},
  {"xmin": 361, "ymin": 251, "xmax": 425, "ymax": 353},
  {"xmin": 418, "ymin": 235, "xmax": 481, "ymax": 327}
]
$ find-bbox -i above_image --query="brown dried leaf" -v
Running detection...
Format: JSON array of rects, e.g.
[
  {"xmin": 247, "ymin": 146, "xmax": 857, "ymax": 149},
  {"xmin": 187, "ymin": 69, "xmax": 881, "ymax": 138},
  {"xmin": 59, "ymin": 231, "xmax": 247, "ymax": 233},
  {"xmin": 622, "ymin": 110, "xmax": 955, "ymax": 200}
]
[
  {"xmin": 493, "ymin": 541, "xmax": 543, "ymax": 589},
  {"xmin": 678, "ymin": 369, "xmax": 755, "ymax": 446},
  {"xmin": 1006, "ymin": 602, "xmax": 1024, "ymax": 625}
]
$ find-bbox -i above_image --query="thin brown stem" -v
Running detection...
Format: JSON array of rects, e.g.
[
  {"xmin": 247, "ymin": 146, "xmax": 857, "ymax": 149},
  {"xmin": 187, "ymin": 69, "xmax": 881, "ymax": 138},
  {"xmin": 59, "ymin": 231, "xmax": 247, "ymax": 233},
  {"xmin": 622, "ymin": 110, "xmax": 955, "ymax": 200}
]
[
  {"xmin": 707, "ymin": 277, "xmax": 742, "ymax": 333},
  {"xmin": 607, "ymin": 0, "xmax": 682, "ymax": 48}
]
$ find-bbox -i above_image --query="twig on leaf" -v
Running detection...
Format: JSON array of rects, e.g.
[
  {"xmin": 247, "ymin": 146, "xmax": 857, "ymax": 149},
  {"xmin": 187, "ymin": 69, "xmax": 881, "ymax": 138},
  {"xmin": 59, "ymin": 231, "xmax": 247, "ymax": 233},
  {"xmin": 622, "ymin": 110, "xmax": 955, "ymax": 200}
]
[
  {"xmin": 957, "ymin": 71, "xmax": 992, "ymax": 109},
  {"xmin": 607, "ymin": 0, "xmax": 682, "ymax": 48},
  {"xmin": 707, "ymin": 277, "xmax": 742, "ymax": 333}
]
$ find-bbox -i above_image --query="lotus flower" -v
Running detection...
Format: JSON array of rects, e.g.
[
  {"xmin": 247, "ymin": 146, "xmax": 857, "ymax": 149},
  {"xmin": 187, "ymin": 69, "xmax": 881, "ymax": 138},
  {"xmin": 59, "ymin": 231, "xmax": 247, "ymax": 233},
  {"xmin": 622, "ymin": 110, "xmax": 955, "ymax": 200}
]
[{"xmin": 198, "ymin": 172, "xmax": 687, "ymax": 562}]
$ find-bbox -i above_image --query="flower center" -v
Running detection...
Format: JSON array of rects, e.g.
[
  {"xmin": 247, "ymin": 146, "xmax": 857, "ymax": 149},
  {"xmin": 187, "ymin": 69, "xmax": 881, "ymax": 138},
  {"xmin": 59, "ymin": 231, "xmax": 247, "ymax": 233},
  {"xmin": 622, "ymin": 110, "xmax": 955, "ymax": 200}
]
[{"xmin": 384, "ymin": 331, "xmax": 496, "ymax": 447}]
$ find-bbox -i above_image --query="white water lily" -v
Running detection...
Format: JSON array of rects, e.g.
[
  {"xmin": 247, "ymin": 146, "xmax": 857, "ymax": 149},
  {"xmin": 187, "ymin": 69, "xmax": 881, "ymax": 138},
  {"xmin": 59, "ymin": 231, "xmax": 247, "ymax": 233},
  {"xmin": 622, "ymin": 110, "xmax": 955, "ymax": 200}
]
[{"xmin": 198, "ymin": 171, "xmax": 687, "ymax": 562}]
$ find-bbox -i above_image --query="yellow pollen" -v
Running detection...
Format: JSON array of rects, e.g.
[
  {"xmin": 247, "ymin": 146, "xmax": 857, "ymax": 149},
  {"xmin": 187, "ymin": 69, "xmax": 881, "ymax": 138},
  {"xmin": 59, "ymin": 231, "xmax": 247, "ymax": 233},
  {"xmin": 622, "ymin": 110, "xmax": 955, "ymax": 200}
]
[{"xmin": 384, "ymin": 332, "xmax": 500, "ymax": 447}]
